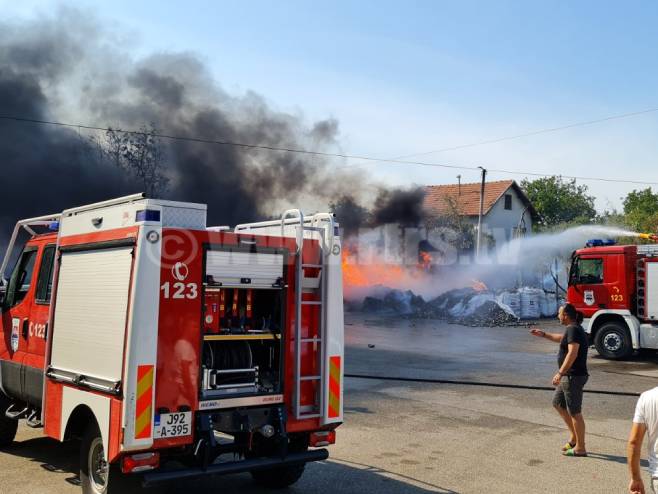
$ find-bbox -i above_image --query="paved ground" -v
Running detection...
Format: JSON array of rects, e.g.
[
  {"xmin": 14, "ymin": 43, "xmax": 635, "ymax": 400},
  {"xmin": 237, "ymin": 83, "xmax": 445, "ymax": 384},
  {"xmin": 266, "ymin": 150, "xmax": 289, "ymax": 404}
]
[{"xmin": 2, "ymin": 312, "xmax": 657, "ymax": 493}]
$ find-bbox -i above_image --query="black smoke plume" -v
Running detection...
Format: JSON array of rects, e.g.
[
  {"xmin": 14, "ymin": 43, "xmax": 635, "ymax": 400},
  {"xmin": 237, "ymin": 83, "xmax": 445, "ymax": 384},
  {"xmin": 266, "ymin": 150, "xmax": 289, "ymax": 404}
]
[
  {"xmin": 371, "ymin": 187, "xmax": 426, "ymax": 226},
  {"xmin": 0, "ymin": 9, "xmax": 348, "ymax": 251},
  {"xmin": 330, "ymin": 187, "xmax": 428, "ymax": 238}
]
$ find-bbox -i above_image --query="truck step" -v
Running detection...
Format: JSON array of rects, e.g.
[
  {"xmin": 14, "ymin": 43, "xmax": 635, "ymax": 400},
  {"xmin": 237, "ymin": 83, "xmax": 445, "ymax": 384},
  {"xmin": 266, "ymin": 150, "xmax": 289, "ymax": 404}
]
[
  {"xmin": 26, "ymin": 410, "xmax": 43, "ymax": 428},
  {"xmin": 5, "ymin": 404, "xmax": 29, "ymax": 420}
]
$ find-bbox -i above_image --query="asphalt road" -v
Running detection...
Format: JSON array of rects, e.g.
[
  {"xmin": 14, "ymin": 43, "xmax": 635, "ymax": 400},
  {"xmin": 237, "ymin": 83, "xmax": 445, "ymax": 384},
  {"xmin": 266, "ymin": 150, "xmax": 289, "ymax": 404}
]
[{"xmin": 2, "ymin": 312, "xmax": 657, "ymax": 493}]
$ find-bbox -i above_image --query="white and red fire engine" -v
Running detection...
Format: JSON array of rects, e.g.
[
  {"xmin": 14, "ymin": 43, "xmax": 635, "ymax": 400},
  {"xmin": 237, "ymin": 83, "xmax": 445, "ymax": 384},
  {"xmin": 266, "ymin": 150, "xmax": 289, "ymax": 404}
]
[
  {"xmin": 0, "ymin": 193, "xmax": 344, "ymax": 493},
  {"xmin": 567, "ymin": 234, "xmax": 658, "ymax": 359}
]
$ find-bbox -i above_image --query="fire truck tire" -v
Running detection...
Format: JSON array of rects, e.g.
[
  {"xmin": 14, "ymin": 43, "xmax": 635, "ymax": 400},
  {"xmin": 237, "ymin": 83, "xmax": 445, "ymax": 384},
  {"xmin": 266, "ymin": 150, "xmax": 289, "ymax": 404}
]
[
  {"xmin": 251, "ymin": 462, "xmax": 306, "ymax": 489},
  {"xmin": 250, "ymin": 435, "xmax": 308, "ymax": 489},
  {"xmin": 594, "ymin": 322, "xmax": 633, "ymax": 360},
  {"xmin": 0, "ymin": 395, "xmax": 17, "ymax": 448},
  {"xmin": 0, "ymin": 414, "xmax": 18, "ymax": 448},
  {"xmin": 80, "ymin": 423, "xmax": 134, "ymax": 494}
]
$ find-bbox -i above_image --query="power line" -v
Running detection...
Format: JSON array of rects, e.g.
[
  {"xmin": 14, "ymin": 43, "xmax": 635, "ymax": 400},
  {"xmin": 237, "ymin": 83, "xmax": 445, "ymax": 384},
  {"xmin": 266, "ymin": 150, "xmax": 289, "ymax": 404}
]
[
  {"xmin": 0, "ymin": 114, "xmax": 473, "ymax": 171},
  {"xmin": 355, "ymin": 106, "xmax": 658, "ymax": 163},
  {"xmin": 488, "ymin": 168, "xmax": 658, "ymax": 186},
  {"xmin": 1, "ymin": 114, "xmax": 658, "ymax": 187}
]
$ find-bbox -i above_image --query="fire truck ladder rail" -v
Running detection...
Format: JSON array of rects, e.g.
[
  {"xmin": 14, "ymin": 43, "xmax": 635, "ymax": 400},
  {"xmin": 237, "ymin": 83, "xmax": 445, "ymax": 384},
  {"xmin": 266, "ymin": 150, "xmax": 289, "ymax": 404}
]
[
  {"xmin": 1, "ymin": 193, "xmax": 145, "ymax": 285},
  {"xmin": 0, "ymin": 213, "xmax": 62, "ymax": 285},
  {"xmin": 233, "ymin": 208, "xmax": 335, "ymax": 421},
  {"xmin": 293, "ymin": 222, "xmax": 330, "ymax": 421}
]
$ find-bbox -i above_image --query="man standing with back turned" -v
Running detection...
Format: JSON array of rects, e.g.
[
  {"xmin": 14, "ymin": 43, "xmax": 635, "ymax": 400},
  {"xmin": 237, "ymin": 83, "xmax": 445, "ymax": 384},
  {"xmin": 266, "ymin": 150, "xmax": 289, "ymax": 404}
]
[{"xmin": 627, "ymin": 386, "xmax": 658, "ymax": 493}]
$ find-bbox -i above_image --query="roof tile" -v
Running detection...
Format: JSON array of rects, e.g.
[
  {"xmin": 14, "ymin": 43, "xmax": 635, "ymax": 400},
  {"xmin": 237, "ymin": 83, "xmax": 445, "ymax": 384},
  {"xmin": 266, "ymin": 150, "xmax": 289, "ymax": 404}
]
[{"xmin": 424, "ymin": 180, "xmax": 515, "ymax": 217}]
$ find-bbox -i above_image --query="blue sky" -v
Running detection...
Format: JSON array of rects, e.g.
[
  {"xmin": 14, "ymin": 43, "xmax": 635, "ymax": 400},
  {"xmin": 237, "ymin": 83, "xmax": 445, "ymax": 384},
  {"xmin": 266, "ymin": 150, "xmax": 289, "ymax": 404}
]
[{"xmin": 4, "ymin": 0, "xmax": 658, "ymax": 211}]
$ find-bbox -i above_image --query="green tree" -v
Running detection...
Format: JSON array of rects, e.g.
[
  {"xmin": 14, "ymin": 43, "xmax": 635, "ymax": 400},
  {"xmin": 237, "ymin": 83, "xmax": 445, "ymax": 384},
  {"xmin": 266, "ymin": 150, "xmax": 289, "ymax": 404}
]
[
  {"xmin": 521, "ymin": 176, "xmax": 596, "ymax": 228},
  {"xmin": 623, "ymin": 188, "xmax": 658, "ymax": 233}
]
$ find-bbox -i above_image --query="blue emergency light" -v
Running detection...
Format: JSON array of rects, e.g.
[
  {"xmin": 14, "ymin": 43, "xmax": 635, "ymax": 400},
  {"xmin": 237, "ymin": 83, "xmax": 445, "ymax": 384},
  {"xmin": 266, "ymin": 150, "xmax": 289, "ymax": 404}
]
[
  {"xmin": 586, "ymin": 239, "xmax": 617, "ymax": 247},
  {"xmin": 136, "ymin": 209, "xmax": 161, "ymax": 222},
  {"xmin": 48, "ymin": 221, "xmax": 60, "ymax": 231}
]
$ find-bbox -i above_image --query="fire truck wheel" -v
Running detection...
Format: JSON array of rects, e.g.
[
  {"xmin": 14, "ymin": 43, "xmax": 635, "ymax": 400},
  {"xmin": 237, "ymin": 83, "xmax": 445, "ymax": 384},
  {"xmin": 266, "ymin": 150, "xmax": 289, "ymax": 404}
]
[
  {"xmin": 594, "ymin": 322, "xmax": 632, "ymax": 360},
  {"xmin": 80, "ymin": 423, "xmax": 129, "ymax": 494},
  {"xmin": 251, "ymin": 462, "xmax": 306, "ymax": 489},
  {"xmin": 250, "ymin": 435, "xmax": 308, "ymax": 489},
  {"xmin": 0, "ymin": 414, "xmax": 18, "ymax": 448},
  {"xmin": 0, "ymin": 395, "xmax": 17, "ymax": 448}
]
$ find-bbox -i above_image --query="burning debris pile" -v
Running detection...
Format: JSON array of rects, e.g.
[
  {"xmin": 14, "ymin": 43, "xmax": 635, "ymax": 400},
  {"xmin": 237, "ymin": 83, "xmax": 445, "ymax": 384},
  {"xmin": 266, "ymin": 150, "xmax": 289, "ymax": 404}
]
[
  {"xmin": 361, "ymin": 286, "xmax": 519, "ymax": 327},
  {"xmin": 358, "ymin": 284, "xmax": 561, "ymax": 327},
  {"xmin": 361, "ymin": 288, "xmax": 426, "ymax": 314},
  {"xmin": 420, "ymin": 288, "xmax": 519, "ymax": 326}
]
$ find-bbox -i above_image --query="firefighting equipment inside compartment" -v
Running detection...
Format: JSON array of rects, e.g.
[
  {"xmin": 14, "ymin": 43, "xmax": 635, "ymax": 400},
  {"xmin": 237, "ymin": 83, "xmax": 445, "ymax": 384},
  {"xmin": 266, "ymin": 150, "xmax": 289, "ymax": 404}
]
[
  {"xmin": 203, "ymin": 288, "xmax": 283, "ymax": 334},
  {"xmin": 201, "ymin": 287, "xmax": 284, "ymax": 399}
]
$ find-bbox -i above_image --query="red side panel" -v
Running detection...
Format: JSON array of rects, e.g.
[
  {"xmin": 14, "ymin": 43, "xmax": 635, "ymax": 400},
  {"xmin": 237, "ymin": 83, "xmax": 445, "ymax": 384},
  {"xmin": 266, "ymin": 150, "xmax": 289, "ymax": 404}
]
[
  {"xmin": 108, "ymin": 398, "xmax": 123, "ymax": 462},
  {"xmin": 153, "ymin": 229, "xmax": 204, "ymax": 448},
  {"xmin": 43, "ymin": 380, "xmax": 63, "ymax": 440}
]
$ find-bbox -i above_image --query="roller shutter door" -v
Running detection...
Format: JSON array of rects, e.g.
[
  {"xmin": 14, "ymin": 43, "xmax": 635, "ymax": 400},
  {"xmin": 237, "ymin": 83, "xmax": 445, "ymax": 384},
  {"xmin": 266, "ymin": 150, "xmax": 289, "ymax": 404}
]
[{"xmin": 50, "ymin": 247, "xmax": 133, "ymax": 383}]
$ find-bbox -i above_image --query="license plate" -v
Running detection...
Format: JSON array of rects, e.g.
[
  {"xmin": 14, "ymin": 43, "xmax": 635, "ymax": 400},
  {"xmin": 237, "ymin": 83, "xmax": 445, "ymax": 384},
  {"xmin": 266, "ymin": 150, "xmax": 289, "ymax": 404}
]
[{"xmin": 153, "ymin": 412, "xmax": 192, "ymax": 439}]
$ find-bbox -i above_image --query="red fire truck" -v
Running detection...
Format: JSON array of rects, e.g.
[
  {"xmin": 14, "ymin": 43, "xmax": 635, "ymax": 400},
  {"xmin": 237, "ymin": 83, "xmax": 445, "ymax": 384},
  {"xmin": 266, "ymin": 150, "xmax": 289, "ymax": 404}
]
[
  {"xmin": 0, "ymin": 193, "xmax": 344, "ymax": 493},
  {"xmin": 567, "ymin": 236, "xmax": 658, "ymax": 360}
]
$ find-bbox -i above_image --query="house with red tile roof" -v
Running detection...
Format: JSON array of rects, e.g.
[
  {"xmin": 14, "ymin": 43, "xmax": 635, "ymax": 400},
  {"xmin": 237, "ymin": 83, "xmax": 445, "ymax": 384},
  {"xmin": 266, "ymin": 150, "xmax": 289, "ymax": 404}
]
[{"xmin": 424, "ymin": 179, "xmax": 538, "ymax": 249}]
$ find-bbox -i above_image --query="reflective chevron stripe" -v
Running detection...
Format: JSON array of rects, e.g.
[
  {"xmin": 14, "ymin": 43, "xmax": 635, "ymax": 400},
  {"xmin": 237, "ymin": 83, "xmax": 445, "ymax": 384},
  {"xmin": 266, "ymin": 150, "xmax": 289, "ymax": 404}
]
[
  {"xmin": 135, "ymin": 365, "xmax": 154, "ymax": 439},
  {"xmin": 328, "ymin": 356, "xmax": 341, "ymax": 418}
]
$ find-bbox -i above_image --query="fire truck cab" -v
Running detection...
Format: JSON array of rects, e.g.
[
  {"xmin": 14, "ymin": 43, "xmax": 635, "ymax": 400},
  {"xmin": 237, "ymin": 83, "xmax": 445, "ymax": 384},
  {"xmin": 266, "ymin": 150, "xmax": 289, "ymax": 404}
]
[
  {"xmin": 567, "ymin": 240, "xmax": 658, "ymax": 359},
  {"xmin": 0, "ymin": 194, "xmax": 344, "ymax": 493}
]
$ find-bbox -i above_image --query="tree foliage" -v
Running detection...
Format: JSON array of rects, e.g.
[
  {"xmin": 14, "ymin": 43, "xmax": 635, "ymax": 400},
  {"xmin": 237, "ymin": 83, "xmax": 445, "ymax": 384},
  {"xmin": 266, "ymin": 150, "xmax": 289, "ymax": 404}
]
[
  {"xmin": 623, "ymin": 188, "xmax": 658, "ymax": 233},
  {"xmin": 93, "ymin": 124, "xmax": 169, "ymax": 197},
  {"xmin": 521, "ymin": 176, "xmax": 596, "ymax": 228},
  {"xmin": 424, "ymin": 196, "xmax": 477, "ymax": 251}
]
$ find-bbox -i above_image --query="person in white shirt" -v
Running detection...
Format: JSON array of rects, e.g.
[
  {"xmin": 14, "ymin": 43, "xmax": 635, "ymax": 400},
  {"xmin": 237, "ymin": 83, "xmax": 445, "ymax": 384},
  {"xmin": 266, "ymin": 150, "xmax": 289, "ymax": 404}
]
[{"xmin": 628, "ymin": 387, "xmax": 658, "ymax": 493}]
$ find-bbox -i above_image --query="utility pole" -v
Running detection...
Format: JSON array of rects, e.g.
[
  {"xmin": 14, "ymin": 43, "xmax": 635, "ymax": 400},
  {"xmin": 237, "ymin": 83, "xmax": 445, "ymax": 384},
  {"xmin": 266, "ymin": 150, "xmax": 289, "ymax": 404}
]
[{"xmin": 476, "ymin": 166, "xmax": 487, "ymax": 259}]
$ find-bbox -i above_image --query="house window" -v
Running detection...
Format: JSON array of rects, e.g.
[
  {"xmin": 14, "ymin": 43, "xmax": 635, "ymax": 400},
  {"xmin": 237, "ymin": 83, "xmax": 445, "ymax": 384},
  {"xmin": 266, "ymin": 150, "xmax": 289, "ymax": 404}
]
[{"xmin": 504, "ymin": 194, "xmax": 512, "ymax": 210}]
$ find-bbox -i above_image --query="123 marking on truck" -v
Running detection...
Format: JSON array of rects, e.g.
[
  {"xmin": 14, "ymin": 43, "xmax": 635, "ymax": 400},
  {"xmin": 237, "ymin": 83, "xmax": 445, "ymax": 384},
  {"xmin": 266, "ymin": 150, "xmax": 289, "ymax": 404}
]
[
  {"xmin": 29, "ymin": 322, "xmax": 47, "ymax": 339},
  {"xmin": 160, "ymin": 282, "xmax": 198, "ymax": 299}
]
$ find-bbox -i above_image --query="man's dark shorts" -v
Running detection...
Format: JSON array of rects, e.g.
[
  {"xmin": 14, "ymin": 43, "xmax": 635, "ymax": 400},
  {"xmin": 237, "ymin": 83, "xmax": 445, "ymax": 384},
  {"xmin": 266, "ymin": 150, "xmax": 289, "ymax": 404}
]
[{"xmin": 553, "ymin": 375, "xmax": 588, "ymax": 415}]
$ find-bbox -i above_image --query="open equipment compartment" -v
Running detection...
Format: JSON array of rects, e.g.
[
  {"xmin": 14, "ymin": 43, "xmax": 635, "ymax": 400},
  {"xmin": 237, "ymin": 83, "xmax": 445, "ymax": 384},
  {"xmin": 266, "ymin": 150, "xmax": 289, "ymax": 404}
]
[{"xmin": 200, "ymin": 243, "xmax": 288, "ymax": 401}]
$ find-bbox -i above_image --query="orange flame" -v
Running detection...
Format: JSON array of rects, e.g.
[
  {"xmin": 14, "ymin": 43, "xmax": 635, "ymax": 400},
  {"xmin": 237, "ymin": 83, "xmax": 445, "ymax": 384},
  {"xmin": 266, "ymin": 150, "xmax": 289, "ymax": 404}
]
[
  {"xmin": 471, "ymin": 279, "xmax": 488, "ymax": 292},
  {"xmin": 418, "ymin": 251, "xmax": 433, "ymax": 271},
  {"xmin": 342, "ymin": 245, "xmax": 408, "ymax": 288}
]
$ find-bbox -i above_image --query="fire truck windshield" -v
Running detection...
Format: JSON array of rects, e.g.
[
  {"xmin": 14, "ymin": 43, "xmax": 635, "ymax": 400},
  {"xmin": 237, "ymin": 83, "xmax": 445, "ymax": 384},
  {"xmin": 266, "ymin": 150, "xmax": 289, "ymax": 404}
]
[{"xmin": 569, "ymin": 256, "xmax": 604, "ymax": 286}]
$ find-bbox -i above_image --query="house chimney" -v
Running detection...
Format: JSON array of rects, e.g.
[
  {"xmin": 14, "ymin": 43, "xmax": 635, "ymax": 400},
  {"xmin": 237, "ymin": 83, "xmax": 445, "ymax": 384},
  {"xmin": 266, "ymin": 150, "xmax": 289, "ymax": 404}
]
[{"xmin": 457, "ymin": 174, "xmax": 461, "ymax": 195}]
